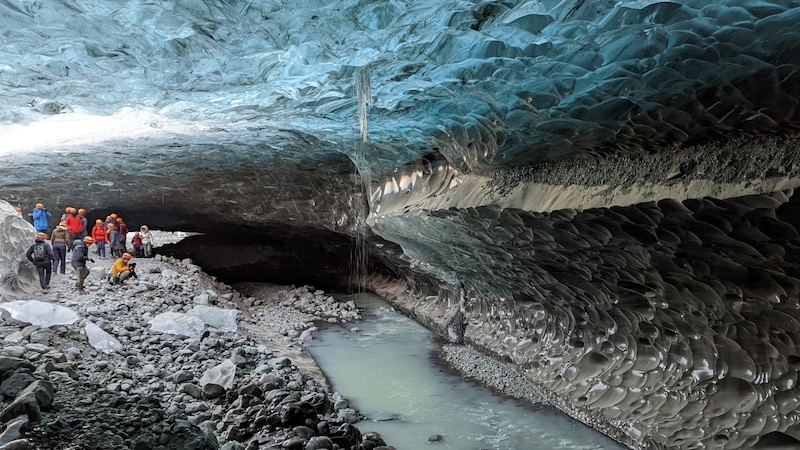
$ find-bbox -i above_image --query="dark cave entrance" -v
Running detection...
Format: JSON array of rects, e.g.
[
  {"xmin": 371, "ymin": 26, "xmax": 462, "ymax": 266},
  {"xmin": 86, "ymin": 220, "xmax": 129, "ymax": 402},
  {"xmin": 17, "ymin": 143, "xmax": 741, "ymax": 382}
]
[{"xmin": 154, "ymin": 223, "xmax": 392, "ymax": 292}]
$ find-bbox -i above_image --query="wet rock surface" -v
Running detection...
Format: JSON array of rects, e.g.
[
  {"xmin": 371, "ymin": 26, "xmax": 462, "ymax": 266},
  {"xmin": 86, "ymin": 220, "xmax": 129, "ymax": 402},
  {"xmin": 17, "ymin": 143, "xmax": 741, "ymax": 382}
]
[{"xmin": 0, "ymin": 254, "xmax": 391, "ymax": 450}]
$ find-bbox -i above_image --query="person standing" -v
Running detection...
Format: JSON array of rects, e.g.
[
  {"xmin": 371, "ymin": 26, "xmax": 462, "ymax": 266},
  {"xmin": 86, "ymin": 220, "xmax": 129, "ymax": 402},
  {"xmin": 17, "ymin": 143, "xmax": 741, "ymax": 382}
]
[
  {"xmin": 64, "ymin": 207, "xmax": 82, "ymax": 251},
  {"xmin": 139, "ymin": 225, "xmax": 155, "ymax": 258},
  {"xmin": 131, "ymin": 232, "xmax": 143, "ymax": 258},
  {"xmin": 108, "ymin": 223, "xmax": 126, "ymax": 258},
  {"xmin": 50, "ymin": 221, "xmax": 70, "ymax": 275},
  {"xmin": 26, "ymin": 232, "xmax": 55, "ymax": 292},
  {"xmin": 91, "ymin": 219, "xmax": 108, "ymax": 259},
  {"xmin": 77, "ymin": 208, "xmax": 89, "ymax": 239},
  {"xmin": 71, "ymin": 236, "xmax": 95, "ymax": 293},
  {"xmin": 31, "ymin": 203, "xmax": 52, "ymax": 233},
  {"xmin": 116, "ymin": 217, "xmax": 128, "ymax": 243}
]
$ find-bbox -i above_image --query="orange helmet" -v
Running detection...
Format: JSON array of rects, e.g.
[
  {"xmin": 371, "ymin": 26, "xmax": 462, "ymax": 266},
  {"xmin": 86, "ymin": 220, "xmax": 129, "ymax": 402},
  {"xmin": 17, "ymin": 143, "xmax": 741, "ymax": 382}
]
[
  {"xmin": 122, "ymin": 253, "xmax": 132, "ymax": 259},
  {"xmin": 78, "ymin": 208, "xmax": 86, "ymax": 215},
  {"xmin": 83, "ymin": 236, "xmax": 94, "ymax": 244},
  {"xmin": 14, "ymin": 206, "xmax": 21, "ymax": 213},
  {"xmin": 36, "ymin": 232, "xmax": 47, "ymax": 239},
  {"xmin": 65, "ymin": 206, "xmax": 72, "ymax": 212}
]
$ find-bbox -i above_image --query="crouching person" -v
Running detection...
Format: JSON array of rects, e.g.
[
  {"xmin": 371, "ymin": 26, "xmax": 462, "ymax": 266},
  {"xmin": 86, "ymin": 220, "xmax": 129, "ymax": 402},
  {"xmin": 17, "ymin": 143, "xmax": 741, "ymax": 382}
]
[
  {"xmin": 108, "ymin": 252, "xmax": 135, "ymax": 285},
  {"xmin": 72, "ymin": 236, "xmax": 95, "ymax": 293}
]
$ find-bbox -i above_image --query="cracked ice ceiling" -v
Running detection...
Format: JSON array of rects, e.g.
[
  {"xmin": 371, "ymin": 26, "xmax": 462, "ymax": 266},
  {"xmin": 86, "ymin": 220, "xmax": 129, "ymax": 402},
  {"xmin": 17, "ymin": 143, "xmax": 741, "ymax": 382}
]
[{"xmin": 3, "ymin": 0, "xmax": 800, "ymax": 448}]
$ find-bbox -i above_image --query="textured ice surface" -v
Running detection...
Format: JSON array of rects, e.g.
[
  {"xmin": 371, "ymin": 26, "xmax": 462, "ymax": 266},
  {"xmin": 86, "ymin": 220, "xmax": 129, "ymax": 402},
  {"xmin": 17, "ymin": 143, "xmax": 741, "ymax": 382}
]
[
  {"xmin": 2, "ymin": 1, "xmax": 800, "ymax": 449},
  {"xmin": 0, "ymin": 300, "xmax": 79, "ymax": 327},
  {"xmin": 199, "ymin": 359, "xmax": 236, "ymax": 390},
  {"xmin": 84, "ymin": 320, "xmax": 123, "ymax": 353},
  {"xmin": 0, "ymin": 201, "xmax": 39, "ymax": 299},
  {"xmin": 148, "ymin": 311, "xmax": 206, "ymax": 339},
  {"xmin": 187, "ymin": 305, "xmax": 238, "ymax": 333}
]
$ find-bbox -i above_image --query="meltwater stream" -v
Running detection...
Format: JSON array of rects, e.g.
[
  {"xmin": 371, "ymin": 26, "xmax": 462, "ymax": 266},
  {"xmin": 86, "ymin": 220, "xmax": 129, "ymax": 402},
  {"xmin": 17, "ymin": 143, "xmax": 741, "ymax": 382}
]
[{"xmin": 307, "ymin": 292, "xmax": 625, "ymax": 450}]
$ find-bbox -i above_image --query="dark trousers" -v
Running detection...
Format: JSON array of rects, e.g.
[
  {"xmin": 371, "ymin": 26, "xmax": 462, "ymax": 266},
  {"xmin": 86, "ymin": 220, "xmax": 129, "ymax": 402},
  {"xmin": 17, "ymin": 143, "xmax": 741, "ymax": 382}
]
[
  {"xmin": 52, "ymin": 243, "xmax": 67, "ymax": 274},
  {"xmin": 35, "ymin": 262, "xmax": 52, "ymax": 289}
]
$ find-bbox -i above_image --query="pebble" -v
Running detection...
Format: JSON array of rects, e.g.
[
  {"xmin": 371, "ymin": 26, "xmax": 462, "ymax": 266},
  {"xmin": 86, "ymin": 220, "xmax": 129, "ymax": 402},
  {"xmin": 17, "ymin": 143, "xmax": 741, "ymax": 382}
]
[{"xmin": 0, "ymin": 254, "xmax": 387, "ymax": 449}]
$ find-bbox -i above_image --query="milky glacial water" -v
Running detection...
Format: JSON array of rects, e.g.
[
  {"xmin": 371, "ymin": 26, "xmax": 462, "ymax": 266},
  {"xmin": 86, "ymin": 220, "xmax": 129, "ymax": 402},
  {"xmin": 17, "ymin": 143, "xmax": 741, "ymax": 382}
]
[{"xmin": 306, "ymin": 292, "xmax": 624, "ymax": 450}]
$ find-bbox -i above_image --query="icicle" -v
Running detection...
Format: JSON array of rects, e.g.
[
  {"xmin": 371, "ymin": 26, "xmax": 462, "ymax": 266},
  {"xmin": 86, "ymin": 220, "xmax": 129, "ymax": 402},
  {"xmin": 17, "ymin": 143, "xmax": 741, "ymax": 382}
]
[{"xmin": 355, "ymin": 67, "xmax": 372, "ymax": 143}]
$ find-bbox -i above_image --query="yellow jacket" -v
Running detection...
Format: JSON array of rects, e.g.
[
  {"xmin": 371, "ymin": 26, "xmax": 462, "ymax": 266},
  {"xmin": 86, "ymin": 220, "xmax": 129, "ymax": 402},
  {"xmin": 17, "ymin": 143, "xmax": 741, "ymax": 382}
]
[{"xmin": 109, "ymin": 258, "xmax": 130, "ymax": 275}]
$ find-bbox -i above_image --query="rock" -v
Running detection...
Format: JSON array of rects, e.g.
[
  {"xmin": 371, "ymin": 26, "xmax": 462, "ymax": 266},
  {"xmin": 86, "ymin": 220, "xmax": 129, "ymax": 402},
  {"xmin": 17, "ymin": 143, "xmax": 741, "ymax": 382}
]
[
  {"xmin": 202, "ymin": 383, "xmax": 226, "ymax": 399},
  {"xmin": 0, "ymin": 416, "xmax": 29, "ymax": 446},
  {"xmin": 0, "ymin": 358, "xmax": 35, "ymax": 376},
  {"xmin": 0, "ymin": 372, "xmax": 35, "ymax": 399},
  {"xmin": 0, "ymin": 347, "xmax": 25, "ymax": 358},
  {"xmin": 175, "ymin": 369, "xmax": 195, "ymax": 383}
]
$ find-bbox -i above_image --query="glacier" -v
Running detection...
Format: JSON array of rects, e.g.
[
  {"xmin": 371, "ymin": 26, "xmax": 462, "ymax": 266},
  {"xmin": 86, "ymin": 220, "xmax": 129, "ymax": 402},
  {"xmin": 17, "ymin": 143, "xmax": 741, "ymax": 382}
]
[{"xmin": 2, "ymin": 0, "xmax": 800, "ymax": 448}]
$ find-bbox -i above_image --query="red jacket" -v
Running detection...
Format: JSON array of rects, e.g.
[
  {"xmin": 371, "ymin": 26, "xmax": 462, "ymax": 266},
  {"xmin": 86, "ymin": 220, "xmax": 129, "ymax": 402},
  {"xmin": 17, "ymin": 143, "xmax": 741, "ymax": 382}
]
[
  {"xmin": 65, "ymin": 214, "xmax": 83, "ymax": 234},
  {"xmin": 91, "ymin": 224, "xmax": 108, "ymax": 242}
]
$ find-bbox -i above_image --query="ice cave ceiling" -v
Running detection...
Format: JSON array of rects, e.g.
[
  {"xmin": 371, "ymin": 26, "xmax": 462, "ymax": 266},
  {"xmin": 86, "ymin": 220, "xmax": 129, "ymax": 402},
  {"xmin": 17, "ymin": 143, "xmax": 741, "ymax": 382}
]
[{"xmin": 3, "ymin": 1, "xmax": 800, "ymax": 448}]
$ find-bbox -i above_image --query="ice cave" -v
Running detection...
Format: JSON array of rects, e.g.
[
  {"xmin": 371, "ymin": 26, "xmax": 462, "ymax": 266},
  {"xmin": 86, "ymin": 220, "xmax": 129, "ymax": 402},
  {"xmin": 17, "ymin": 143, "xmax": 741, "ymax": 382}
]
[{"xmin": 2, "ymin": 0, "xmax": 800, "ymax": 448}]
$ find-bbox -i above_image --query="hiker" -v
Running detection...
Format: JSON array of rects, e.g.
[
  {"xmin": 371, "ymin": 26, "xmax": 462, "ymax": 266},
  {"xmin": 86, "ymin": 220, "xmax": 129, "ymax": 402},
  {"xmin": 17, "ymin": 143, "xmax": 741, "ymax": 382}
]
[
  {"xmin": 26, "ymin": 232, "xmax": 55, "ymax": 292},
  {"xmin": 108, "ymin": 223, "xmax": 127, "ymax": 258},
  {"xmin": 131, "ymin": 232, "xmax": 144, "ymax": 258},
  {"xmin": 72, "ymin": 236, "xmax": 95, "ymax": 293},
  {"xmin": 77, "ymin": 208, "xmax": 89, "ymax": 239},
  {"xmin": 139, "ymin": 225, "xmax": 155, "ymax": 258},
  {"xmin": 64, "ymin": 207, "xmax": 82, "ymax": 250},
  {"xmin": 31, "ymin": 203, "xmax": 52, "ymax": 233},
  {"xmin": 91, "ymin": 219, "xmax": 109, "ymax": 259},
  {"xmin": 50, "ymin": 221, "xmax": 70, "ymax": 275},
  {"xmin": 108, "ymin": 252, "xmax": 135, "ymax": 285},
  {"xmin": 116, "ymin": 217, "xmax": 128, "ymax": 240}
]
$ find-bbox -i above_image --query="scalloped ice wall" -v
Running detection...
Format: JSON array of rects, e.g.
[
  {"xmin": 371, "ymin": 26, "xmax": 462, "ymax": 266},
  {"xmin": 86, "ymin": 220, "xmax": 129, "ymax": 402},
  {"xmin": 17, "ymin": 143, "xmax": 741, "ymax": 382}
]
[{"xmin": 2, "ymin": 1, "xmax": 800, "ymax": 448}]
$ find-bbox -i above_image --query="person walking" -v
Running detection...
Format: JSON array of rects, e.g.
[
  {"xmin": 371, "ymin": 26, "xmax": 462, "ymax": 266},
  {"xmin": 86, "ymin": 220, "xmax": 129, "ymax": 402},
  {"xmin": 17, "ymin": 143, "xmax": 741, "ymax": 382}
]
[
  {"xmin": 26, "ymin": 232, "xmax": 55, "ymax": 292},
  {"xmin": 71, "ymin": 236, "xmax": 95, "ymax": 293},
  {"xmin": 139, "ymin": 225, "xmax": 155, "ymax": 258},
  {"xmin": 49, "ymin": 221, "xmax": 70, "ymax": 275},
  {"xmin": 91, "ymin": 219, "xmax": 109, "ymax": 259},
  {"xmin": 31, "ymin": 203, "xmax": 52, "ymax": 233}
]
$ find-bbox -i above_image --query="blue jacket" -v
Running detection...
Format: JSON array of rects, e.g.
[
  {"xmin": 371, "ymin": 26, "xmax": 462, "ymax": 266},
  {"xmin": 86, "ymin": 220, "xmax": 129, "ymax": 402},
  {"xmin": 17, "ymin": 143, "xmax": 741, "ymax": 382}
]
[{"xmin": 32, "ymin": 207, "xmax": 52, "ymax": 232}]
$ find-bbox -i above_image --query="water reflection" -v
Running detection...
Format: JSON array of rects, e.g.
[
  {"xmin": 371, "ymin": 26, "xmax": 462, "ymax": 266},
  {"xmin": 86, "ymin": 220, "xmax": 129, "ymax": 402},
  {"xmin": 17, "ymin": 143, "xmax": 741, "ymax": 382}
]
[{"xmin": 307, "ymin": 292, "xmax": 624, "ymax": 450}]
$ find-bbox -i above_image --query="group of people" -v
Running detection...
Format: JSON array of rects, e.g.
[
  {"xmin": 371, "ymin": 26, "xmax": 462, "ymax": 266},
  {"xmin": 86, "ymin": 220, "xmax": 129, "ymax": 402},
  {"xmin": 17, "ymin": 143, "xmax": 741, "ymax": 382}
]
[{"xmin": 19, "ymin": 203, "xmax": 150, "ymax": 293}]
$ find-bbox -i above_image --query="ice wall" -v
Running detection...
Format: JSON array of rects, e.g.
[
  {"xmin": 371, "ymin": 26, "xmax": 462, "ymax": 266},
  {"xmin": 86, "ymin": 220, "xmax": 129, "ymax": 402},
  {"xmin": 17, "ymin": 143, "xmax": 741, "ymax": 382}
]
[{"xmin": 0, "ymin": 201, "xmax": 40, "ymax": 299}]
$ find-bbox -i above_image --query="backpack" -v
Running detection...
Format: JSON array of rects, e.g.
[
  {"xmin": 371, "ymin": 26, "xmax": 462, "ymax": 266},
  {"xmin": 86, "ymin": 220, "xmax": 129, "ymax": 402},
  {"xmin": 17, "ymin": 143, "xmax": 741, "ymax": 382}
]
[{"xmin": 33, "ymin": 243, "xmax": 48, "ymax": 262}]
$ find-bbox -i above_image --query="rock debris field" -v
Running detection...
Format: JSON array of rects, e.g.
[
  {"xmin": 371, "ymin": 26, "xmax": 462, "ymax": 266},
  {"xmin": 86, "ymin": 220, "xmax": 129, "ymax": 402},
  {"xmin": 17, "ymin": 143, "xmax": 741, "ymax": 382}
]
[{"xmin": 0, "ymin": 254, "xmax": 394, "ymax": 450}]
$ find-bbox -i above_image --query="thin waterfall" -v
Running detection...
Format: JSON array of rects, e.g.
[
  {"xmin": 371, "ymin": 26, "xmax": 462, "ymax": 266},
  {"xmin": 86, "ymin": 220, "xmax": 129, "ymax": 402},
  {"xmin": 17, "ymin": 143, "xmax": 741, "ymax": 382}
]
[
  {"xmin": 355, "ymin": 67, "xmax": 371, "ymax": 143},
  {"xmin": 349, "ymin": 66, "xmax": 373, "ymax": 291}
]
